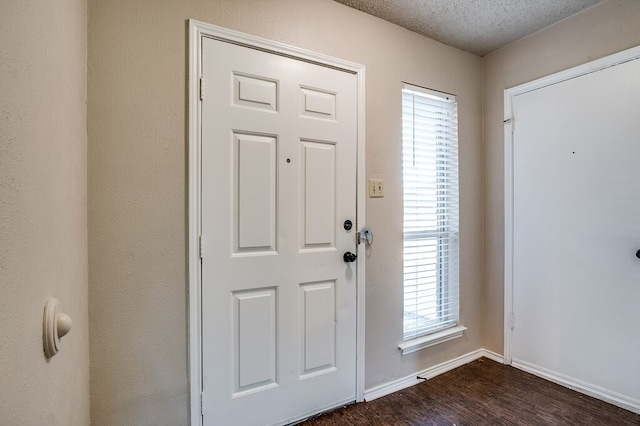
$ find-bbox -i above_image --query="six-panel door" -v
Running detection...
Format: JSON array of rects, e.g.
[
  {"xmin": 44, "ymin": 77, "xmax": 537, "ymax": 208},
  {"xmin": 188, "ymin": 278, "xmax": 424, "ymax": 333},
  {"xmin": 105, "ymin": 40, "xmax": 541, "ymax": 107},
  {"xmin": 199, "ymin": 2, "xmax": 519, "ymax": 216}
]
[{"xmin": 200, "ymin": 37, "xmax": 358, "ymax": 425}]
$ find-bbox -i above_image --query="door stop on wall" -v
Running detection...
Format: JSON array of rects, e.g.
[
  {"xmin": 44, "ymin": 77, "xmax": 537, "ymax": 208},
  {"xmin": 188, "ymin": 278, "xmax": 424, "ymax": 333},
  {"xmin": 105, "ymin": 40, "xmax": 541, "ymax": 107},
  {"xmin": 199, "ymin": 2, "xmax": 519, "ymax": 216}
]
[{"xmin": 43, "ymin": 297, "xmax": 72, "ymax": 359}]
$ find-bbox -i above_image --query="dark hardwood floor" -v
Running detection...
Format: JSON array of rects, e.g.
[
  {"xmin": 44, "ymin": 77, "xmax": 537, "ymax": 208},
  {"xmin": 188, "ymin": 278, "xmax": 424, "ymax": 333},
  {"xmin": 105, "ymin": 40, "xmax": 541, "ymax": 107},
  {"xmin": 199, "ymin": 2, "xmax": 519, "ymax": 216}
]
[{"xmin": 298, "ymin": 358, "xmax": 640, "ymax": 425}]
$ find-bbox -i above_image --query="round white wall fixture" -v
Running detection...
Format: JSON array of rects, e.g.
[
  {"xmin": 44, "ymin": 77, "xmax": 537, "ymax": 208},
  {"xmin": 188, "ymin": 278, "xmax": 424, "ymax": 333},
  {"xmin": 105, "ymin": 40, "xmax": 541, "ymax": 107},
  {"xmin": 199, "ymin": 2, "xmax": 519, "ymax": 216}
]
[{"xmin": 43, "ymin": 297, "xmax": 72, "ymax": 359}]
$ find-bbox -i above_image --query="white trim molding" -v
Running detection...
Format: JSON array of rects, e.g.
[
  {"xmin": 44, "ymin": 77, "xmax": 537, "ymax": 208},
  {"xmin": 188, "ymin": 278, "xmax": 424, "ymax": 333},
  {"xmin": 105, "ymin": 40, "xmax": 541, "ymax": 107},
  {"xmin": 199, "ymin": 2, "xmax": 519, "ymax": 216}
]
[
  {"xmin": 364, "ymin": 349, "xmax": 504, "ymax": 402},
  {"xmin": 398, "ymin": 326, "xmax": 467, "ymax": 356},
  {"xmin": 188, "ymin": 19, "xmax": 204, "ymax": 426},
  {"xmin": 481, "ymin": 349, "xmax": 504, "ymax": 364},
  {"xmin": 363, "ymin": 347, "xmax": 640, "ymax": 415},
  {"xmin": 512, "ymin": 359, "xmax": 640, "ymax": 415},
  {"xmin": 188, "ymin": 19, "xmax": 366, "ymax": 425}
]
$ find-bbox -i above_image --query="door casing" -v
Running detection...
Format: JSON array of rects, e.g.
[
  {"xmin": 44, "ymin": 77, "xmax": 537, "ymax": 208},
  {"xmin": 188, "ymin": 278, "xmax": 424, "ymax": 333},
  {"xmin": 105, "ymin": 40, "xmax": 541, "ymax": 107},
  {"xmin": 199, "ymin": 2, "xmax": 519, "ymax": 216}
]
[{"xmin": 187, "ymin": 19, "xmax": 366, "ymax": 425}]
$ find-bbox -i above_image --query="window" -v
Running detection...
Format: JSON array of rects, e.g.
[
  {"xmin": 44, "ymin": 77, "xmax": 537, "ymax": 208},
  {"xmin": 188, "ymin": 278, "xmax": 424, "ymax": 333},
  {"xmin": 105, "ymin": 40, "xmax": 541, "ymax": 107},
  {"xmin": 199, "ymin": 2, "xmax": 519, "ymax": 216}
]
[{"xmin": 402, "ymin": 83, "xmax": 459, "ymax": 341}]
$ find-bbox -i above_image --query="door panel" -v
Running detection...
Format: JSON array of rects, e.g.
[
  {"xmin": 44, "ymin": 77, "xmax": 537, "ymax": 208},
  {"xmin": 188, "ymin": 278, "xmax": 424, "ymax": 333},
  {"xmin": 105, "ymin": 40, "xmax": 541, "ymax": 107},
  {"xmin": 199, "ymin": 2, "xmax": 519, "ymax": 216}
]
[
  {"xmin": 233, "ymin": 288, "xmax": 278, "ymax": 395},
  {"xmin": 512, "ymin": 56, "xmax": 640, "ymax": 408},
  {"xmin": 234, "ymin": 73, "xmax": 278, "ymax": 111},
  {"xmin": 234, "ymin": 133, "xmax": 277, "ymax": 253},
  {"xmin": 200, "ymin": 37, "xmax": 358, "ymax": 425},
  {"xmin": 300, "ymin": 281, "xmax": 336, "ymax": 376},
  {"xmin": 301, "ymin": 140, "xmax": 336, "ymax": 248}
]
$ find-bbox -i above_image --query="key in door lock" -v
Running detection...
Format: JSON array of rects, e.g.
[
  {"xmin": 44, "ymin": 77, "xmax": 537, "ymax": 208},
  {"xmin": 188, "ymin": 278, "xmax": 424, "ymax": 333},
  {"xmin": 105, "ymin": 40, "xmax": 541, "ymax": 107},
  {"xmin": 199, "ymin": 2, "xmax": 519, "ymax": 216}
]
[{"xmin": 358, "ymin": 226, "xmax": 374, "ymax": 246}]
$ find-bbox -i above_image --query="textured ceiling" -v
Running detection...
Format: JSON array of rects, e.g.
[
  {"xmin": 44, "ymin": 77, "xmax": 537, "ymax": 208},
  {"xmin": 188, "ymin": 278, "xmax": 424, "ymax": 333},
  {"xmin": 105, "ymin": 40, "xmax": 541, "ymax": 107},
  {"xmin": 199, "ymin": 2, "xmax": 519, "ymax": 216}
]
[{"xmin": 333, "ymin": 0, "xmax": 604, "ymax": 56}]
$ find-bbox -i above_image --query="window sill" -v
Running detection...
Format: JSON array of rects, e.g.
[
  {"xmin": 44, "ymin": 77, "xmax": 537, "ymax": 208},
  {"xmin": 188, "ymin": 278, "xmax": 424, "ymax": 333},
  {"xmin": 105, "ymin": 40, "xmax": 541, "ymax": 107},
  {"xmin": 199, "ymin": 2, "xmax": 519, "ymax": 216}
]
[{"xmin": 398, "ymin": 325, "xmax": 467, "ymax": 356}]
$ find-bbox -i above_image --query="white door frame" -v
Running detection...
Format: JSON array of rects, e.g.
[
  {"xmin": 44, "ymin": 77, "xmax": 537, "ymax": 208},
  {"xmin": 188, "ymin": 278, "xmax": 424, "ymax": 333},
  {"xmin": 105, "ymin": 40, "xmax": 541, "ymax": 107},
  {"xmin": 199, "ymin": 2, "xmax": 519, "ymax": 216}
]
[
  {"xmin": 503, "ymin": 44, "xmax": 640, "ymax": 365},
  {"xmin": 188, "ymin": 19, "xmax": 366, "ymax": 425}
]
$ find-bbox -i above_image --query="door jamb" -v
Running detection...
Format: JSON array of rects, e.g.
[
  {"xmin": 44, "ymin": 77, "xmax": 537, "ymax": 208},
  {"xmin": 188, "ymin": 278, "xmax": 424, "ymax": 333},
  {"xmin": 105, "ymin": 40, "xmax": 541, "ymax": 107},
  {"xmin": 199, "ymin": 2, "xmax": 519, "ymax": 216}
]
[
  {"xmin": 188, "ymin": 19, "xmax": 366, "ymax": 425},
  {"xmin": 503, "ymin": 44, "xmax": 640, "ymax": 366}
]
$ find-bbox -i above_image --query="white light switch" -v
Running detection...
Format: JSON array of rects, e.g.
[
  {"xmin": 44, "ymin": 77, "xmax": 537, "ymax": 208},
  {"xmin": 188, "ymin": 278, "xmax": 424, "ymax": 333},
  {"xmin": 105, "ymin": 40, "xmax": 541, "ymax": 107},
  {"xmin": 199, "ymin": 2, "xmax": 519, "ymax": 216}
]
[{"xmin": 368, "ymin": 179, "xmax": 384, "ymax": 198}]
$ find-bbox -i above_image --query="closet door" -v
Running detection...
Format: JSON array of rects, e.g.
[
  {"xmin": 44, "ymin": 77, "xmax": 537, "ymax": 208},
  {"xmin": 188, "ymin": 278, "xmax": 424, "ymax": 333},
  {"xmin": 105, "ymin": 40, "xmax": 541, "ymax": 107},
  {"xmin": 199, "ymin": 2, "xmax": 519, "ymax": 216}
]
[{"xmin": 511, "ymin": 55, "xmax": 640, "ymax": 410}]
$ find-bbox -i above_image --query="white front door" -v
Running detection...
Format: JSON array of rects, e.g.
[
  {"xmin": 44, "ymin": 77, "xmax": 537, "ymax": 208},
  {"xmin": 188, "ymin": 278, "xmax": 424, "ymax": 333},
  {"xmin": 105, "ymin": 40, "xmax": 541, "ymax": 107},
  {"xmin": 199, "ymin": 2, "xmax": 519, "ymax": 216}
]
[
  {"xmin": 200, "ymin": 36, "xmax": 359, "ymax": 425},
  {"xmin": 510, "ymin": 54, "xmax": 640, "ymax": 410}
]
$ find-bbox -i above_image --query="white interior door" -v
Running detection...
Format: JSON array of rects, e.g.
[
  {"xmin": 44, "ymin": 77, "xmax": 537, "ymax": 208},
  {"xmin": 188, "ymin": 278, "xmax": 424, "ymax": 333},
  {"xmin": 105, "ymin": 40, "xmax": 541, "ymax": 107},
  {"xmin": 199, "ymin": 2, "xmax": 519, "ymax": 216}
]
[
  {"xmin": 510, "ymin": 55, "xmax": 640, "ymax": 410},
  {"xmin": 200, "ymin": 36, "xmax": 359, "ymax": 425}
]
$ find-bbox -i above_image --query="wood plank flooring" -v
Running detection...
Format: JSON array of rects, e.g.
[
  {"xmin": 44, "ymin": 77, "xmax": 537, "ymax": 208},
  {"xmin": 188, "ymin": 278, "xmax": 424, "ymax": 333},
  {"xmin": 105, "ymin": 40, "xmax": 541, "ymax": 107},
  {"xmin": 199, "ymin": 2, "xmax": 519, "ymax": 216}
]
[{"xmin": 298, "ymin": 358, "xmax": 640, "ymax": 425}]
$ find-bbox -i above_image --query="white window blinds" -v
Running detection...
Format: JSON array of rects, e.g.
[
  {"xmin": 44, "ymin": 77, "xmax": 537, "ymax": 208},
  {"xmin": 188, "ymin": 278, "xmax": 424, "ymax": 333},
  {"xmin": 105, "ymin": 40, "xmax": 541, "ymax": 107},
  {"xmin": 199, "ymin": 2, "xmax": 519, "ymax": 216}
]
[{"xmin": 402, "ymin": 83, "xmax": 460, "ymax": 341}]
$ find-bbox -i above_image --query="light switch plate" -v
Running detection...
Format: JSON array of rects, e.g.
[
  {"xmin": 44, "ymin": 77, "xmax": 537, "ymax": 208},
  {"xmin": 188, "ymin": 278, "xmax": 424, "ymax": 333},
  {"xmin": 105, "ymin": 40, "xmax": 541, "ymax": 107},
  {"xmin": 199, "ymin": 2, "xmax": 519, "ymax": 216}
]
[{"xmin": 369, "ymin": 179, "xmax": 384, "ymax": 198}]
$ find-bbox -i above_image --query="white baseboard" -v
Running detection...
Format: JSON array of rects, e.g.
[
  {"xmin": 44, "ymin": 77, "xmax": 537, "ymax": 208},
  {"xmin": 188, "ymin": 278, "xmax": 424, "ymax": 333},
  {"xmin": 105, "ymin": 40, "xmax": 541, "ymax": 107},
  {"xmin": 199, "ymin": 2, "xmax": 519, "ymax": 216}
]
[
  {"xmin": 364, "ymin": 350, "xmax": 640, "ymax": 415},
  {"xmin": 364, "ymin": 349, "xmax": 503, "ymax": 401},
  {"xmin": 512, "ymin": 358, "xmax": 640, "ymax": 415},
  {"xmin": 480, "ymin": 348, "xmax": 504, "ymax": 364}
]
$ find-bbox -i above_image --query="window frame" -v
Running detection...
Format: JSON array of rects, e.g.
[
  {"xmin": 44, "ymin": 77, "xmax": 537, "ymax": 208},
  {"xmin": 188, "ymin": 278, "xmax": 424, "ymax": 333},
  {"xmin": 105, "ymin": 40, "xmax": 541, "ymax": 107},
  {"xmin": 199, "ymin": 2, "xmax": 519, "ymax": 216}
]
[{"xmin": 401, "ymin": 82, "xmax": 461, "ymax": 344}]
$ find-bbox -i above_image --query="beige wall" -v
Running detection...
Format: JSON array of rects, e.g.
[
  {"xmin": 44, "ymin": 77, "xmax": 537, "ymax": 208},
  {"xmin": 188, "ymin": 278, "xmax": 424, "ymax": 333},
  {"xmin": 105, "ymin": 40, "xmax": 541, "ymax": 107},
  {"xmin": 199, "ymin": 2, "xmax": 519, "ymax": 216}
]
[
  {"xmin": 88, "ymin": 0, "xmax": 483, "ymax": 423},
  {"xmin": 482, "ymin": 0, "xmax": 640, "ymax": 353},
  {"xmin": 0, "ymin": 0, "xmax": 89, "ymax": 424},
  {"xmin": 3, "ymin": 0, "xmax": 637, "ymax": 423}
]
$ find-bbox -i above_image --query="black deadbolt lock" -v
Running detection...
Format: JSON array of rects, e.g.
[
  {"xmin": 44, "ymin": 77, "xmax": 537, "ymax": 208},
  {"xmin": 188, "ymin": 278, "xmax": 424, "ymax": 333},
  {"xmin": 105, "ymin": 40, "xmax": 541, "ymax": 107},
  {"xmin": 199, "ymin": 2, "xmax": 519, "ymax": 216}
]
[
  {"xmin": 636, "ymin": 249, "xmax": 640, "ymax": 259},
  {"xmin": 343, "ymin": 220, "xmax": 353, "ymax": 231}
]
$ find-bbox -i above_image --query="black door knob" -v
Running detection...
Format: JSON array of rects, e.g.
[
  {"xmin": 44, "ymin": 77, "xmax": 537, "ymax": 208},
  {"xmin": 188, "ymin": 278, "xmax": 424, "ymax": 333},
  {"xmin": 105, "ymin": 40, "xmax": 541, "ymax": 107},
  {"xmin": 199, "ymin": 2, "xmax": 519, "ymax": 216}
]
[
  {"xmin": 343, "ymin": 251, "xmax": 357, "ymax": 263},
  {"xmin": 636, "ymin": 249, "xmax": 640, "ymax": 259}
]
